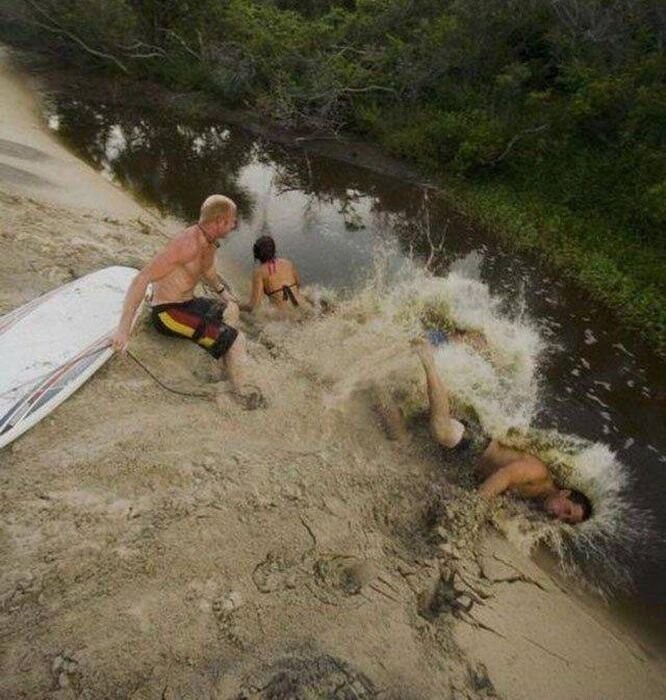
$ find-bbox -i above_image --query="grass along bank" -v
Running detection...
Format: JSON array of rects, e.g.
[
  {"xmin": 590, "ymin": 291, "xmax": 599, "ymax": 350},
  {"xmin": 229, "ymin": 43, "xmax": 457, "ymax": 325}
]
[{"xmin": 441, "ymin": 180, "xmax": 665, "ymax": 355}]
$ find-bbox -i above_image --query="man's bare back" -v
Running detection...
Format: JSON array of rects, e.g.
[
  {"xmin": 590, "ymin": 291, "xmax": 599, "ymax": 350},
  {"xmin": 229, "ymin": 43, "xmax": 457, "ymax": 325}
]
[{"xmin": 113, "ymin": 198, "xmax": 237, "ymax": 351}]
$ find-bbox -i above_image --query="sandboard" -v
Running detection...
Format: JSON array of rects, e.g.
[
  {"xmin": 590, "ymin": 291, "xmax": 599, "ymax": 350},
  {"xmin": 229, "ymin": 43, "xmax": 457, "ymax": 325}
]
[{"xmin": 0, "ymin": 265, "xmax": 138, "ymax": 449}]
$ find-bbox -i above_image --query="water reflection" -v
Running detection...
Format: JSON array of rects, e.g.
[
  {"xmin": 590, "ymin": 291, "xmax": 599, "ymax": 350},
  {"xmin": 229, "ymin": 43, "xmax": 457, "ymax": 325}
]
[{"xmin": 50, "ymin": 99, "xmax": 256, "ymax": 221}]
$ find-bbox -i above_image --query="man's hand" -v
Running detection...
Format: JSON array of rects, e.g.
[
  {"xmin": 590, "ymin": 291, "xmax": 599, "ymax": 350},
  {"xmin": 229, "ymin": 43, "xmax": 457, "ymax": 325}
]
[
  {"xmin": 112, "ymin": 327, "xmax": 130, "ymax": 354},
  {"xmin": 219, "ymin": 287, "xmax": 237, "ymax": 305}
]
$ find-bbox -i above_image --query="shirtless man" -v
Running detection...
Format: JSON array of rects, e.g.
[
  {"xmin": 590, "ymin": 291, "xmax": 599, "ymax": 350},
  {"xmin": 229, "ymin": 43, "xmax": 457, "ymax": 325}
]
[
  {"xmin": 112, "ymin": 194, "xmax": 259, "ymax": 403},
  {"xmin": 410, "ymin": 339, "xmax": 593, "ymax": 524}
]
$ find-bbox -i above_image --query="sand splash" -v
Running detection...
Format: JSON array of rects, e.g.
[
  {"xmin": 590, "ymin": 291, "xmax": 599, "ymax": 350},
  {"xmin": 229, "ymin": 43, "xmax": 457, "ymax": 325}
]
[{"xmin": 266, "ymin": 254, "xmax": 651, "ymax": 595}]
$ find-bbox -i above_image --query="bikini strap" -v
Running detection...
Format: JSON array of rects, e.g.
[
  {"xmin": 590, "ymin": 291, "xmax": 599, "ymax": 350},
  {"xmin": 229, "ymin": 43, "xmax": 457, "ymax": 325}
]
[{"xmin": 283, "ymin": 285, "xmax": 299, "ymax": 307}]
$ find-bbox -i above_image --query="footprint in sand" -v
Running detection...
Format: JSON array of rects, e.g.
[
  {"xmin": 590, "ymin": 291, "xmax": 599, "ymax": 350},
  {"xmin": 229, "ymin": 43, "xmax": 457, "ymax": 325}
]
[
  {"xmin": 308, "ymin": 553, "xmax": 401, "ymax": 607},
  {"xmin": 212, "ymin": 590, "xmax": 254, "ymax": 649},
  {"xmin": 237, "ymin": 654, "xmax": 378, "ymax": 700},
  {"xmin": 417, "ymin": 567, "xmax": 474, "ymax": 621},
  {"xmin": 51, "ymin": 652, "xmax": 80, "ymax": 692},
  {"xmin": 1, "ymin": 573, "xmax": 43, "ymax": 613},
  {"xmin": 252, "ymin": 549, "xmax": 301, "ymax": 593}
]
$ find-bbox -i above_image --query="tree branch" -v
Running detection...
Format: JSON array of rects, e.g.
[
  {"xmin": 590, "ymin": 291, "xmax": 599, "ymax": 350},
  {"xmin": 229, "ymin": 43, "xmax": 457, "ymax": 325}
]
[
  {"xmin": 25, "ymin": 0, "xmax": 129, "ymax": 73},
  {"xmin": 487, "ymin": 124, "xmax": 548, "ymax": 165},
  {"xmin": 421, "ymin": 188, "xmax": 446, "ymax": 272},
  {"xmin": 160, "ymin": 28, "xmax": 202, "ymax": 60},
  {"xmin": 116, "ymin": 40, "xmax": 166, "ymax": 59}
]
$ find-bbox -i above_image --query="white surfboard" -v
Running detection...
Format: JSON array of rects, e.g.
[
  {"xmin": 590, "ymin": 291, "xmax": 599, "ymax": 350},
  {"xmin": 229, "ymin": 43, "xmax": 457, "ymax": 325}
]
[{"xmin": 0, "ymin": 265, "xmax": 138, "ymax": 449}]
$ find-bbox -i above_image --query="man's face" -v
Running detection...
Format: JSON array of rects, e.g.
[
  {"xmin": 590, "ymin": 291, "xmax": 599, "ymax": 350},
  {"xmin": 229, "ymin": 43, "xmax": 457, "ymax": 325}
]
[
  {"xmin": 544, "ymin": 490, "xmax": 584, "ymax": 524},
  {"xmin": 217, "ymin": 208, "xmax": 238, "ymax": 237}
]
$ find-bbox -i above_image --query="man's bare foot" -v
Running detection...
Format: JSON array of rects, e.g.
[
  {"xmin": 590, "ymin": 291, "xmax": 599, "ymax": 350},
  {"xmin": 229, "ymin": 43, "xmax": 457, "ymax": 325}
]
[
  {"xmin": 214, "ymin": 381, "xmax": 266, "ymax": 411},
  {"xmin": 233, "ymin": 383, "xmax": 267, "ymax": 411}
]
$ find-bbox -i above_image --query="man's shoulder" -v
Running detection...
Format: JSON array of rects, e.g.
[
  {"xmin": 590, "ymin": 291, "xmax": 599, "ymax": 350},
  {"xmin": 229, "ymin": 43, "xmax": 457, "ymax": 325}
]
[
  {"xmin": 522, "ymin": 455, "xmax": 550, "ymax": 480},
  {"xmin": 166, "ymin": 228, "xmax": 200, "ymax": 260}
]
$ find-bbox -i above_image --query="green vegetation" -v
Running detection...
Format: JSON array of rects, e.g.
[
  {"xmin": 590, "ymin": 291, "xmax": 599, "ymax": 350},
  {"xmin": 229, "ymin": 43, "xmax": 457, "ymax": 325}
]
[{"xmin": 2, "ymin": 1, "xmax": 664, "ymax": 350}]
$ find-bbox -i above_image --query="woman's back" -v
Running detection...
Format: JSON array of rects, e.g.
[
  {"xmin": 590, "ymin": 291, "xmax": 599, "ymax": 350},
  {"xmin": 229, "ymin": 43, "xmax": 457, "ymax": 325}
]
[
  {"xmin": 244, "ymin": 235, "xmax": 307, "ymax": 313},
  {"xmin": 262, "ymin": 258, "xmax": 301, "ymax": 307}
]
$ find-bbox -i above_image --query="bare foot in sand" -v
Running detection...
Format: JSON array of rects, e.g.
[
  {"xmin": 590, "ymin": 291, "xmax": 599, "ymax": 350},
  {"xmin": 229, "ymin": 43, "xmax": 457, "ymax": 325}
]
[
  {"xmin": 214, "ymin": 381, "xmax": 267, "ymax": 411},
  {"xmin": 214, "ymin": 385, "xmax": 236, "ymax": 415},
  {"xmin": 233, "ymin": 383, "xmax": 267, "ymax": 411}
]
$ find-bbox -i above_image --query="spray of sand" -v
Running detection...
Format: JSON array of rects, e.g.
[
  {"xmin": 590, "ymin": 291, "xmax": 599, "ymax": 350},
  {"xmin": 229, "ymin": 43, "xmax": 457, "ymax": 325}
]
[{"xmin": 260, "ymin": 253, "xmax": 650, "ymax": 595}]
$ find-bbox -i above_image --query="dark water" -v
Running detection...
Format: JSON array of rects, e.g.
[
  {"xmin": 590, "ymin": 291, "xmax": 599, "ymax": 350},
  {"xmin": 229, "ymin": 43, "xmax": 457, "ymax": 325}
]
[{"xmin": 45, "ymin": 97, "xmax": 666, "ymax": 650}]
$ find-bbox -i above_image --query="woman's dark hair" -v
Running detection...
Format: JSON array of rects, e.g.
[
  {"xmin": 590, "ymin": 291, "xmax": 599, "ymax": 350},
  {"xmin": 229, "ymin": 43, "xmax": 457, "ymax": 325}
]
[
  {"xmin": 253, "ymin": 235, "xmax": 276, "ymax": 263},
  {"xmin": 569, "ymin": 489, "xmax": 593, "ymax": 521}
]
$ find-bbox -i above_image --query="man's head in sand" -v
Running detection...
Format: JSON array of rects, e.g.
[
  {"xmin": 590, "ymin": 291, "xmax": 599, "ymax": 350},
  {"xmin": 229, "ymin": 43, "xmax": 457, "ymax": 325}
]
[
  {"xmin": 199, "ymin": 194, "xmax": 237, "ymax": 241},
  {"xmin": 543, "ymin": 488, "xmax": 593, "ymax": 524}
]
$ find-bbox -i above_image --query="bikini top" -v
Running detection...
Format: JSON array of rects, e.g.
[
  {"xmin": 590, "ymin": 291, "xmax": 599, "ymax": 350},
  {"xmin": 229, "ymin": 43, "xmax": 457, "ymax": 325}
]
[
  {"xmin": 266, "ymin": 284, "xmax": 299, "ymax": 306},
  {"xmin": 264, "ymin": 259, "xmax": 299, "ymax": 307}
]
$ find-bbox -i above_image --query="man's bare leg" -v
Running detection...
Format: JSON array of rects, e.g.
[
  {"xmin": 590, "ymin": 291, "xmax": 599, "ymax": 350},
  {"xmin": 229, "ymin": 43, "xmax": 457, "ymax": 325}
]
[
  {"xmin": 222, "ymin": 331, "xmax": 247, "ymax": 391},
  {"xmin": 219, "ymin": 331, "xmax": 266, "ymax": 409},
  {"xmin": 223, "ymin": 300, "xmax": 240, "ymax": 326},
  {"xmin": 413, "ymin": 339, "xmax": 460, "ymax": 446},
  {"xmin": 217, "ymin": 300, "xmax": 266, "ymax": 408},
  {"xmin": 372, "ymin": 385, "xmax": 411, "ymax": 444}
]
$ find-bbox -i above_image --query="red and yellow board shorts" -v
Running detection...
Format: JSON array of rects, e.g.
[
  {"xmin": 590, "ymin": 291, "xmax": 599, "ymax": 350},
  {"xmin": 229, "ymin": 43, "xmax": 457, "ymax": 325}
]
[{"xmin": 151, "ymin": 297, "xmax": 238, "ymax": 359}]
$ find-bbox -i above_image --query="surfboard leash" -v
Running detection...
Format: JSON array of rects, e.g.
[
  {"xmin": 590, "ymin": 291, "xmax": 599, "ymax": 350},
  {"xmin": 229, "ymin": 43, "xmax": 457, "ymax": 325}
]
[{"xmin": 125, "ymin": 350, "xmax": 212, "ymax": 399}]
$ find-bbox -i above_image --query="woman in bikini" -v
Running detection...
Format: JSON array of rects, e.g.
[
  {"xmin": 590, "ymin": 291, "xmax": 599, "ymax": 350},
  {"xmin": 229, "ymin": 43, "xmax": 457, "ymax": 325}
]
[{"xmin": 241, "ymin": 235, "xmax": 306, "ymax": 313}]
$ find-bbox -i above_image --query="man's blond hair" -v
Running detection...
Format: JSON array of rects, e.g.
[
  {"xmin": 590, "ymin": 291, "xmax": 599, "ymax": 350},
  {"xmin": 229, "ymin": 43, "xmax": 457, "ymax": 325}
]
[{"xmin": 200, "ymin": 194, "xmax": 236, "ymax": 224}]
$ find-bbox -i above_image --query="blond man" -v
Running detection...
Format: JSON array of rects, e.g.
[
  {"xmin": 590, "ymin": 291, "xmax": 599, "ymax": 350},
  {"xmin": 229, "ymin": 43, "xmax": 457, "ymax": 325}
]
[{"xmin": 113, "ymin": 195, "xmax": 260, "ymax": 404}]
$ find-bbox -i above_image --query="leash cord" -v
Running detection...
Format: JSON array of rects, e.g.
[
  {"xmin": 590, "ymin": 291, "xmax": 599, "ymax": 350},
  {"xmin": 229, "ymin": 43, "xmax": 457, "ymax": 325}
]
[
  {"xmin": 126, "ymin": 350, "xmax": 211, "ymax": 399},
  {"xmin": 1, "ymin": 332, "xmax": 213, "ymax": 405}
]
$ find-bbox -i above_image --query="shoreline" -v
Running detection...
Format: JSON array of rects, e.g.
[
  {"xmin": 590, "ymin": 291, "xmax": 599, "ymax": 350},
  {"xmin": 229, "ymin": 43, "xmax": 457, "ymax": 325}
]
[
  {"xmin": 12, "ymin": 49, "xmax": 665, "ymax": 358},
  {"xmin": 1, "ymin": 45, "xmax": 665, "ymax": 699}
]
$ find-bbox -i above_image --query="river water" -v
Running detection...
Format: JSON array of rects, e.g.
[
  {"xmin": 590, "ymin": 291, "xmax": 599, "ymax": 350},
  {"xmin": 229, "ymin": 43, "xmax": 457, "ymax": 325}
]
[{"xmin": 45, "ymin": 96, "xmax": 665, "ymax": 651}]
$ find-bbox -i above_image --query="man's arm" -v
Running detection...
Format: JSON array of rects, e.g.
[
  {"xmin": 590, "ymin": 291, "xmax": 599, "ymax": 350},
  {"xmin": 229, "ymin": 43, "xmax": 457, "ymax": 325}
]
[
  {"xmin": 240, "ymin": 268, "xmax": 264, "ymax": 313},
  {"xmin": 202, "ymin": 261, "xmax": 226, "ymax": 295},
  {"xmin": 478, "ymin": 460, "xmax": 543, "ymax": 500},
  {"xmin": 112, "ymin": 241, "xmax": 193, "ymax": 352},
  {"xmin": 202, "ymin": 261, "xmax": 237, "ymax": 305}
]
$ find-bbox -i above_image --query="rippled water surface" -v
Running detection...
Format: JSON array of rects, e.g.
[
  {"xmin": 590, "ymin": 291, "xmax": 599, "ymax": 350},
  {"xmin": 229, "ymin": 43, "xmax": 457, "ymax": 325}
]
[{"xmin": 46, "ymin": 96, "xmax": 666, "ymax": 647}]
